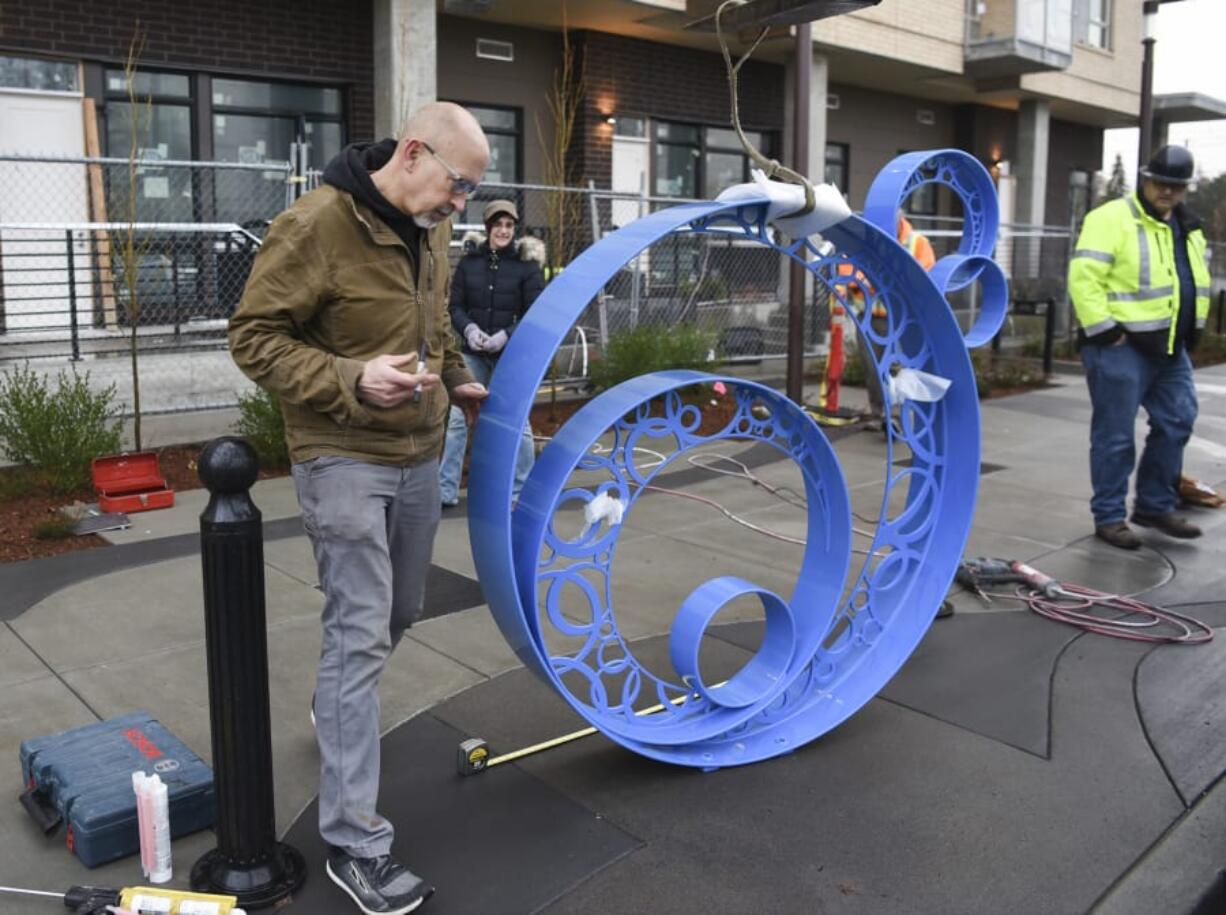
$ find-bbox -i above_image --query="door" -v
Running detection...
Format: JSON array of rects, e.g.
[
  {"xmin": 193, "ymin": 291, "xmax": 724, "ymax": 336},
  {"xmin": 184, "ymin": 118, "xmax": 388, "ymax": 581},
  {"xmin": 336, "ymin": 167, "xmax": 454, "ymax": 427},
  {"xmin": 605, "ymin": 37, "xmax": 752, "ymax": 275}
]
[
  {"xmin": 611, "ymin": 134, "xmax": 649, "ymax": 230},
  {"xmin": 0, "ymin": 90, "xmax": 89, "ymax": 333},
  {"xmin": 612, "ymin": 126, "xmax": 651, "ymax": 305}
]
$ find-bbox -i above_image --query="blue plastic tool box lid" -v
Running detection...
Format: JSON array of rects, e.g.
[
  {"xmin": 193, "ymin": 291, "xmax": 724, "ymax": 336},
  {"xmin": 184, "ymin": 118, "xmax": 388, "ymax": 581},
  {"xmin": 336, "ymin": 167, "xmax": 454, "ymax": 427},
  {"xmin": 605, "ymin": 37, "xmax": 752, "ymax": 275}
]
[{"xmin": 19, "ymin": 711, "xmax": 214, "ymax": 867}]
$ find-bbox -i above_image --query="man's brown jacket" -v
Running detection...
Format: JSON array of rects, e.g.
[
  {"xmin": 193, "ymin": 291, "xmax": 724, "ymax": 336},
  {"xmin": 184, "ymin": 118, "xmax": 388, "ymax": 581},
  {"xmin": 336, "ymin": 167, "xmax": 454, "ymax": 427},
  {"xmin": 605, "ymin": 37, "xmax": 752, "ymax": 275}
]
[{"xmin": 229, "ymin": 185, "xmax": 475, "ymax": 465}]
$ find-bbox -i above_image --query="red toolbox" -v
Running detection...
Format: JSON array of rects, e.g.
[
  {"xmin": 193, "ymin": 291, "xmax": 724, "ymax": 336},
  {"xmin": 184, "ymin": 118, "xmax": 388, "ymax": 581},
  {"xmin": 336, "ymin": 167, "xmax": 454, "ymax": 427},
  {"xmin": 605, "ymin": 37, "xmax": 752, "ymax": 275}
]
[{"xmin": 91, "ymin": 452, "xmax": 175, "ymax": 514}]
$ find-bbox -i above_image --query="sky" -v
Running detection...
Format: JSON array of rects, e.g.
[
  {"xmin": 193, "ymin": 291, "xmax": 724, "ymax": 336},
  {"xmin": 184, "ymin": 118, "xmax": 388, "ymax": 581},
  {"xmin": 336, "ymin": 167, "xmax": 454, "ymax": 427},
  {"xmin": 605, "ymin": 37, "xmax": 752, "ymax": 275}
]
[{"xmin": 1101, "ymin": 0, "xmax": 1226, "ymax": 181}]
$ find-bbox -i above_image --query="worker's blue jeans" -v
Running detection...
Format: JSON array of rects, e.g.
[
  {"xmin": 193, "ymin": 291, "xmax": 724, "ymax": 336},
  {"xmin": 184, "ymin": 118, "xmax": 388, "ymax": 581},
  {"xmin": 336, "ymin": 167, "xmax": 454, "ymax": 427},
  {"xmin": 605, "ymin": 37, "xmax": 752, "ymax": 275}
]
[
  {"xmin": 438, "ymin": 352, "xmax": 534, "ymax": 506},
  {"xmin": 1081, "ymin": 340, "xmax": 1197, "ymax": 526}
]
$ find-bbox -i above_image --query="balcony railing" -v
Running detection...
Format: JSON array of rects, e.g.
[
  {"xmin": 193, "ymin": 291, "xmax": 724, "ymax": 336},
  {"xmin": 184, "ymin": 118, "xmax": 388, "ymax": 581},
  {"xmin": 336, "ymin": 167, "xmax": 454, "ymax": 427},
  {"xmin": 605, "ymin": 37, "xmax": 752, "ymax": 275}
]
[{"xmin": 965, "ymin": 0, "xmax": 1073, "ymax": 78}]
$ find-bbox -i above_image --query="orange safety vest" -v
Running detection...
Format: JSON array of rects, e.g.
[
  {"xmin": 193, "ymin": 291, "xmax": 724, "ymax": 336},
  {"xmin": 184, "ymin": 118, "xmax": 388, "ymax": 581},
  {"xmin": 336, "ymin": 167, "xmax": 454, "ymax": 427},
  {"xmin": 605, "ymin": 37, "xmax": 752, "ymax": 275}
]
[
  {"xmin": 897, "ymin": 217, "xmax": 936, "ymax": 271},
  {"xmin": 834, "ymin": 217, "xmax": 935, "ymax": 318}
]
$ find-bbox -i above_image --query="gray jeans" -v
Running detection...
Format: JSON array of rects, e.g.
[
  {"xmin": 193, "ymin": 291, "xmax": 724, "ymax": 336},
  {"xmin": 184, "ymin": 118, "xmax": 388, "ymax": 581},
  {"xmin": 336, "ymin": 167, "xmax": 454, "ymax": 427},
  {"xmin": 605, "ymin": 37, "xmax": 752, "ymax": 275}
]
[{"xmin": 292, "ymin": 455, "xmax": 441, "ymax": 856}]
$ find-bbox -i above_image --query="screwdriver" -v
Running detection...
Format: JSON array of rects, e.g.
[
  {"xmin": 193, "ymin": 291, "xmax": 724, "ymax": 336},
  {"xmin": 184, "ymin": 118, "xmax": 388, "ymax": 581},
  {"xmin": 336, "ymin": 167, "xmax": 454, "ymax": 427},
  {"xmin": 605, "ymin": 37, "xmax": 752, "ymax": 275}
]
[
  {"xmin": 1, "ymin": 884, "xmax": 121, "ymax": 914},
  {"xmin": 411, "ymin": 338, "xmax": 427, "ymax": 403},
  {"xmin": 0, "ymin": 883, "xmax": 245, "ymax": 915}
]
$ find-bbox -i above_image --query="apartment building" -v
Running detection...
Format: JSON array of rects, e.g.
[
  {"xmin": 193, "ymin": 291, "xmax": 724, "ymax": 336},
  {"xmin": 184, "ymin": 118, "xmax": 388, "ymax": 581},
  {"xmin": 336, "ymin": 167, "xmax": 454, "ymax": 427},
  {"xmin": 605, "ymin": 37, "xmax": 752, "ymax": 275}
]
[
  {"xmin": 0, "ymin": 0, "xmax": 1140, "ymax": 229},
  {"xmin": 437, "ymin": 0, "xmax": 1140, "ymax": 235}
]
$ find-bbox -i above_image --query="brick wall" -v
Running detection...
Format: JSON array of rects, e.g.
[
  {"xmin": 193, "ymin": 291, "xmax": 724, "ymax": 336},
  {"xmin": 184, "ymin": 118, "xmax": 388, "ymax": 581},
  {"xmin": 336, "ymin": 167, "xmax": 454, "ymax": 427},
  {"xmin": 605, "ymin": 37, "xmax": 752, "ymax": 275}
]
[
  {"xmin": 574, "ymin": 30, "xmax": 785, "ymax": 189},
  {"xmin": 0, "ymin": 0, "xmax": 375, "ymax": 139}
]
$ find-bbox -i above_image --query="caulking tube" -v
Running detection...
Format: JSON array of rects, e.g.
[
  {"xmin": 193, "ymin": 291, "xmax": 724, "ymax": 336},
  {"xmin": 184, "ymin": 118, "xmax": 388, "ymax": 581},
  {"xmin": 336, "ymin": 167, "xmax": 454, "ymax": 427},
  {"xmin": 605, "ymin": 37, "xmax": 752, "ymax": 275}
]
[
  {"xmin": 132, "ymin": 772, "xmax": 154, "ymax": 880},
  {"xmin": 148, "ymin": 774, "xmax": 172, "ymax": 883}
]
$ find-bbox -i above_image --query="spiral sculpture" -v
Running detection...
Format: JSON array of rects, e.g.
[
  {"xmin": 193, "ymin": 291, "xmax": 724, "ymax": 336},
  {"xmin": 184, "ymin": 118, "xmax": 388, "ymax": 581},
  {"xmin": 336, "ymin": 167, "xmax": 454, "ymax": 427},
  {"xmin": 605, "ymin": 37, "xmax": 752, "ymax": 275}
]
[{"xmin": 468, "ymin": 149, "xmax": 1006, "ymax": 769}]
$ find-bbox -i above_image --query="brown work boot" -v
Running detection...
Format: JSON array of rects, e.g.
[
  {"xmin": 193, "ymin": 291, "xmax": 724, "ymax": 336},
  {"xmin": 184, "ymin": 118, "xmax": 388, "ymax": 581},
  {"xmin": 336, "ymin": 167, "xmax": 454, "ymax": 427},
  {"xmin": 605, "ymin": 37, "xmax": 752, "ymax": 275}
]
[
  {"xmin": 1095, "ymin": 521, "xmax": 1142, "ymax": 550},
  {"xmin": 1131, "ymin": 511, "xmax": 1203, "ymax": 539},
  {"xmin": 1180, "ymin": 474, "xmax": 1225, "ymax": 508}
]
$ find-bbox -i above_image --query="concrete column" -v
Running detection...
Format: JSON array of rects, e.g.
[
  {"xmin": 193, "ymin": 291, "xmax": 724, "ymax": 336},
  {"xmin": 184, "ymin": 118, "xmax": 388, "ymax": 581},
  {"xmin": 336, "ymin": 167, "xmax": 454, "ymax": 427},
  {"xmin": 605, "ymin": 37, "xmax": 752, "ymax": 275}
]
[
  {"xmin": 781, "ymin": 46, "xmax": 829, "ymax": 187},
  {"xmin": 373, "ymin": 0, "xmax": 436, "ymax": 139},
  {"xmin": 1014, "ymin": 98, "xmax": 1050, "ymax": 277}
]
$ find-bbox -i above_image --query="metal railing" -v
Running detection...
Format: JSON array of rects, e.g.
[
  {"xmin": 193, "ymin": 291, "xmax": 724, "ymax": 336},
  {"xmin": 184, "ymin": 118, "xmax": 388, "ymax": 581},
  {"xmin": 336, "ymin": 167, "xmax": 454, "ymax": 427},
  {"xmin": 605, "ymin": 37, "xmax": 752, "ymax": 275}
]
[{"xmin": 0, "ymin": 223, "xmax": 260, "ymax": 357}]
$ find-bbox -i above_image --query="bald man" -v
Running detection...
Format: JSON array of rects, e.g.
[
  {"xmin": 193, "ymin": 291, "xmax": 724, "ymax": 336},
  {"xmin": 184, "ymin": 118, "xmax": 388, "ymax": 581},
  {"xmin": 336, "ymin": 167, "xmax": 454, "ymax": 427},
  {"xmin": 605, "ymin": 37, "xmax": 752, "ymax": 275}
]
[{"xmin": 229, "ymin": 102, "xmax": 491, "ymax": 914}]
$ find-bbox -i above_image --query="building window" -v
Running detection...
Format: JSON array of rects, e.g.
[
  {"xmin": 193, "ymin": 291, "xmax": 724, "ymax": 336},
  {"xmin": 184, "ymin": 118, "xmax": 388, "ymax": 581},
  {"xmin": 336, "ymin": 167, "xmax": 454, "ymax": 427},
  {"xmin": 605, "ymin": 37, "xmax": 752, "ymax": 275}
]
[
  {"xmin": 825, "ymin": 142, "xmax": 849, "ymax": 197},
  {"xmin": 655, "ymin": 121, "xmax": 700, "ymax": 198},
  {"xmin": 614, "ymin": 117, "xmax": 648, "ymax": 139},
  {"xmin": 212, "ymin": 79, "xmax": 341, "ymax": 115},
  {"xmin": 451, "ymin": 103, "xmax": 522, "ymax": 225},
  {"xmin": 654, "ymin": 121, "xmax": 775, "ymax": 199},
  {"xmin": 103, "ymin": 68, "xmax": 194, "ymax": 221},
  {"xmin": 0, "ymin": 54, "xmax": 78, "ymax": 92},
  {"xmin": 467, "ymin": 104, "xmax": 521, "ymax": 185},
  {"xmin": 211, "ymin": 77, "xmax": 344, "ymax": 171},
  {"xmin": 1075, "ymin": 0, "xmax": 1112, "ymax": 50},
  {"xmin": 211, "ymin": 76, "xmax": 345, "ymax": 222},
  {"xmin": 898, "ymin": 150, "xmax": 938, "ymax": 216},
  {"xmin": 703, "ymin": 127, "xmax": 769, "ymax": 198}
]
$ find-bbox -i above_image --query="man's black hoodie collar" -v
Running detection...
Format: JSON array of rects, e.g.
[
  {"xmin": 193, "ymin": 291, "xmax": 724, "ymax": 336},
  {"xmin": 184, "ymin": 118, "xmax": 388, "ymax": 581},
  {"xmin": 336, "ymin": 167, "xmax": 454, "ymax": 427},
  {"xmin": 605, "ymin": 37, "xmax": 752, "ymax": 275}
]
[{"xmin": 323, "ymin": 139, "xmax": 422, "ymax": 258}]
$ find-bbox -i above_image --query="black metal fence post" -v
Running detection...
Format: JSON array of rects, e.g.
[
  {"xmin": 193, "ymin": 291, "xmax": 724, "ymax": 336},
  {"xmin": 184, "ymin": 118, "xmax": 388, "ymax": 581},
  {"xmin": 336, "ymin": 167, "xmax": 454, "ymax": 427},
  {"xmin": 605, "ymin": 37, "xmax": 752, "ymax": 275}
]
[
  {"xmin": 172, "ymin": 234, "xmax": 182, "ymax": 342},
  {"xmin": 191, "ymin": 437, "xmax": 305, "ymax": 908},
  {"xmin": 66, "ymin": 229, "xmax": 81, "ymax": 362},
  {"xmin": 1042, "ymin": 298, "xmax": 1056, "ymax": 379}
]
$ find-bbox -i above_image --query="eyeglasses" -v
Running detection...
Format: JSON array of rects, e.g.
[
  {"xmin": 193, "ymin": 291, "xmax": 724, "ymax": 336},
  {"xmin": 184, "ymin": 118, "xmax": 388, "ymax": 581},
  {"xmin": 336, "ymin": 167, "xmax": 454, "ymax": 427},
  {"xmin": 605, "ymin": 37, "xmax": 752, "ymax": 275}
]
[{"xmin": 421, "ymin": 141, "xmax": 480, "ymax": 196}]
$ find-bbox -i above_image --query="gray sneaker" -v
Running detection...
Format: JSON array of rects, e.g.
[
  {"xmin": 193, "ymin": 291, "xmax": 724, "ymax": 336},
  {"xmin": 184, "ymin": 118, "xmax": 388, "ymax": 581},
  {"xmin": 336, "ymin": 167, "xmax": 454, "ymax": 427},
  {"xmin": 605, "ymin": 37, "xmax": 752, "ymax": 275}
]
[{"xmin": 326, "ymin": 850, "xmax": 434, "ymax": 915}]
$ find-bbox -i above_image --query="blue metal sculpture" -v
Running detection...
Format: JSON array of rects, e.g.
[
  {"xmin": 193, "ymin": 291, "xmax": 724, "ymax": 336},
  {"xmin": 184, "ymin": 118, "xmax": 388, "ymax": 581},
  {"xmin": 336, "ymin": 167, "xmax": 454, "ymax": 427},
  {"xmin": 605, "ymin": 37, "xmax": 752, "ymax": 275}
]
[{"xmin": 468, "ymin": 149, "xmax": 1005, "ymax": 768}]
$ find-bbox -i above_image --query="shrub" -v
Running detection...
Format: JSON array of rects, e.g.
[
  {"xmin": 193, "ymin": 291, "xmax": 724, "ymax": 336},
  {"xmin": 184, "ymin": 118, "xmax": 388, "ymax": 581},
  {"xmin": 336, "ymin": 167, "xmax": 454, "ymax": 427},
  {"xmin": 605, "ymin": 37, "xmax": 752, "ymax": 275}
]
[
  {"xmin": 838, "ymin": 349, "xmax": 867, "ymax": 387},
  {"xmin": 588, "ymin": 324, "xmax": 716, "ymax": 391},
  {"xmin": 1018, "ymin": 336, "xmax": 1076, "ymax": 360},
  {"xmin": 234, "ymin": 386, "xmax": 289, "ymax": 468},
  {"xmin": 0, "ymin": 468, "xmax": 37, "ymax": 501},
  {"xmin": 0, "ymin": 363, "xmax": 123, "ymax": 494},
  {"xmin": 971, "ymin": 351, "xmax": 1044, "ymax": 397},
  {"xmin": 679, "ymin": 275, "xmax": 730, "ymax": 302},
  {"xmin": 34, "ymin": 516, "xmax": 75, "ymax": 540}
]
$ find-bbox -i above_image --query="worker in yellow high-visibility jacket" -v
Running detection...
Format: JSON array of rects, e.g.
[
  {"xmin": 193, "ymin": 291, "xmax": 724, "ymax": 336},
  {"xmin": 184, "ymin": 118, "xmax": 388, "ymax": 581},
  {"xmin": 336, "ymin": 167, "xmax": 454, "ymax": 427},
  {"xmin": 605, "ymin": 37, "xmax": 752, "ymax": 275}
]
[{"xmin": 1068, "ymin": 144, "xmax": 1211, "ymax": 550}]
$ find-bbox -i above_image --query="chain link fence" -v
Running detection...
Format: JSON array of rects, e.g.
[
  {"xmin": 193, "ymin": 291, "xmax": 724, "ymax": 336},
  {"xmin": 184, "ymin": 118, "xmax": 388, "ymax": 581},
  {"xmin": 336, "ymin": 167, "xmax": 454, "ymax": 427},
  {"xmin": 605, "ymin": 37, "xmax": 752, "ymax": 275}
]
[
  {"xmin": 0, "ymin": 154, "xmax": 294, "ymax": 412},
  {"xmin": 3, "ymin": 155, "xmax": 1225, "ymax": 416}
]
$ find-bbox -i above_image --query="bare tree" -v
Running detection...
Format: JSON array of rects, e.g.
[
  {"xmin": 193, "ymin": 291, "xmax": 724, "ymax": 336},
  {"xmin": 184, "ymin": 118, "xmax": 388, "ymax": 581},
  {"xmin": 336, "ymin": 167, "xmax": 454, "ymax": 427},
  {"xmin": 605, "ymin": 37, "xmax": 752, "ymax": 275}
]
[
  {"xmin": 535, "ymin": 6, "xmax": 586, "ymax": 420},
  {"xmin": 112, "ymin": 24, "xmax": 153, "ymax": 451},
  {"xmin": 535, "ymin": 6, "xmax": 585, "ymax": 275},
  {"xmin": 397, "ymin": 16, "xmax": 414, "ymax": 133}
]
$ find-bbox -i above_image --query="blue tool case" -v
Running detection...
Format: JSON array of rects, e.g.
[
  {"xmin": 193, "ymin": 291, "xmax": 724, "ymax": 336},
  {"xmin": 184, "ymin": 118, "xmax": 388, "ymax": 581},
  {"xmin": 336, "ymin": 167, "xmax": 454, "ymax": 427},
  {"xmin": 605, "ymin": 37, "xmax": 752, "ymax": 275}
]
[{"xmin": 19, "ymin": 711, "xmax": 214, "ymax": 867}]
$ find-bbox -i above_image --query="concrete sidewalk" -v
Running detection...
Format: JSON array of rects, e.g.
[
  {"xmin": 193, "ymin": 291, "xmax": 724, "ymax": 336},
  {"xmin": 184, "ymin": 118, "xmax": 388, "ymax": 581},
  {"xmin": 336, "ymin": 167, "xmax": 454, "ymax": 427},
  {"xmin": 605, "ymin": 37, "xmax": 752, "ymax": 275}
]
[{"xmin": 1, "ymin": 366, "xmax": 1224, "ymax": 914}]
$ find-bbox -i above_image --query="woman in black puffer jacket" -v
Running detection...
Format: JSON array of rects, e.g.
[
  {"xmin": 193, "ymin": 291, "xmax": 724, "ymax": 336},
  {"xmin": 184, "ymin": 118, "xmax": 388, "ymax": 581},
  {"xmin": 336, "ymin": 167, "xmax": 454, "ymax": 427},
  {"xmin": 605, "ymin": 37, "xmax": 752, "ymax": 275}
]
[{"xmin": 439, "ymin": 198, "xmax": 545, "ymax": 506}]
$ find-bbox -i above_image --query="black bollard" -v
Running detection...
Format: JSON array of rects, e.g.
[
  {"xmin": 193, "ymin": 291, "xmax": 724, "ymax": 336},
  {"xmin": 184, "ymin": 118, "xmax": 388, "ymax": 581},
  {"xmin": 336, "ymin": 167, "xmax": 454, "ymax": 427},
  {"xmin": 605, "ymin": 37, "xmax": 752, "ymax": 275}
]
[{"xmin": 191, "ymin": 437, "xmax": 305, "ymax": 908}]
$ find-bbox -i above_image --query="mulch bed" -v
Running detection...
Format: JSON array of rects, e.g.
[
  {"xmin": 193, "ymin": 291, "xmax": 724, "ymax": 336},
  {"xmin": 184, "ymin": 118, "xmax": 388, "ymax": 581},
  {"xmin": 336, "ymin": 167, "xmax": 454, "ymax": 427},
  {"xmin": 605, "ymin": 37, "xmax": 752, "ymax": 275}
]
[
  {"xmin": 0, "ymin": 445, "xmax": 284, "ymax": 565},
  {"xmin": 0, "ymin": 393, "xmax": 749, "ymax": 565}
]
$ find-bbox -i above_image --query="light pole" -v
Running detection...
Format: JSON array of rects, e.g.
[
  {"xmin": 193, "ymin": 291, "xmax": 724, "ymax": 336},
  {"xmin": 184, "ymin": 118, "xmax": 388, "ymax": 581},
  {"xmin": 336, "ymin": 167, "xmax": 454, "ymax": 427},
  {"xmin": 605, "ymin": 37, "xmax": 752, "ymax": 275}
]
[
  {"xmin": 786, "ymin": 21, "xmax": 811, "ymax": 404},
  {"xmin": 1138, "ymin": 0, "xmax": 1187, "ymax": 175}
]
